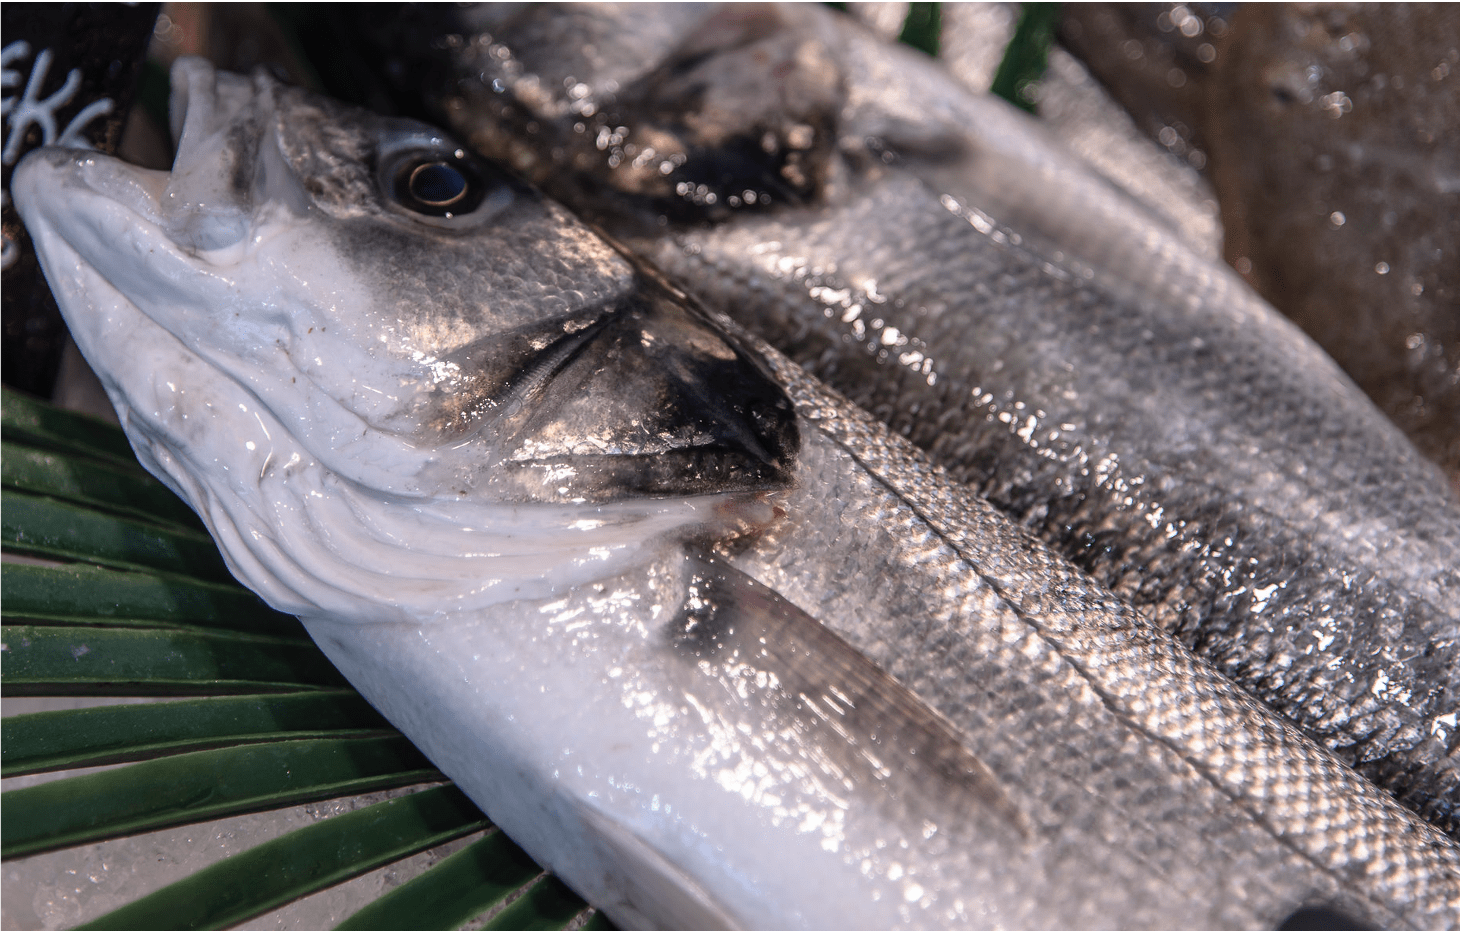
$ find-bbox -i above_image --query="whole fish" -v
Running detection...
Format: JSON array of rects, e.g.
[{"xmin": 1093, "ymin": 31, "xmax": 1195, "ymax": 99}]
[
  {"xmin": 366, "ymin": 2, "xmax": 1460, "ymax": 832},
  {"xmin": 13, "ymin": 59, "xmax": 1460, "ymax": 931}
]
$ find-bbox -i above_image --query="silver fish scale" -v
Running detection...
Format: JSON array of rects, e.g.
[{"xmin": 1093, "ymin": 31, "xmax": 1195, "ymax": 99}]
[
  {"xmin": 736, "ymin": 444, "xmax": 1311, "ymax": 929},
  {"xmin": 726, "ymin": 338, "xmax": 1460, "ymax": 928},
  {"xmin": 401, "ymin": 0, "xmax": 1460, "ymax": 834},
  {"xmin": 642, "ymin": 170, "xmax": 1460, "ymax": 829}
]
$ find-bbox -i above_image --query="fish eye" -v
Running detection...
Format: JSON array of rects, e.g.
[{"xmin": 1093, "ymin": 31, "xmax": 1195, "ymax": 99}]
[
  {"xmin": 381, "ymin": 146, "xmax": 508, "ymax": 221},
  {"xmin": 406, "ymin": 162, "xmax": 469, "ymax": 208},
  {"xmin": 391, "ymin": 154, "xmax": 484, "ymax": 217}
]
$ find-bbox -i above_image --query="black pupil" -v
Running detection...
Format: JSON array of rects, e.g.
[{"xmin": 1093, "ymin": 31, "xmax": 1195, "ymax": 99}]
[{"xmin": 409, "ymin": 162, "xmax": 468, "ymax": 207}]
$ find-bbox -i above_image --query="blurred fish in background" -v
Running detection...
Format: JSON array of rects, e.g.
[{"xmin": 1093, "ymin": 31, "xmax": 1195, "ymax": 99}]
[
  {"xmin": 1064, "ymin": 3, "xmax": 1460, "ymax": 491},
  {"xmin": 852, "ymin": 1, "xmax": 1226, "ymax": 259}
]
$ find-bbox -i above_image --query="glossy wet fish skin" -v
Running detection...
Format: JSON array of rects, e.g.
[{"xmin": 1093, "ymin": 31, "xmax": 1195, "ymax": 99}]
[
  {"xmin": 14, "ymin": 59, "xmax": 1460, "ymax": 930},
  {"xmin": 385, "ymin": 1, "xmax": 1460, "ymax": 832}
]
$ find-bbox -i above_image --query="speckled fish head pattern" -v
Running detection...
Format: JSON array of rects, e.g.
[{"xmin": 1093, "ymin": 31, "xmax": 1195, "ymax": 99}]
[
  {"xmin": 13, "ymin": 58, "xmax": 798, "ymax": 503},
  {"xmin": 11, "ymin": 57, "xmax": 799, "ymax": 621}
]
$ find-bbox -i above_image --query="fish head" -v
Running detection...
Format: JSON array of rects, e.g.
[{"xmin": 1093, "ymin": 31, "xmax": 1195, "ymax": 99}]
[
  {"xmin": 380, "ymin": 3, "xmax": 994, "ymax": 234},
  {"xmin": 406, "ymin": 3, "xmax": 862, "ymax": 229},
  {"xmin": 12, "ymin": 57, "xmax": 797, "ymax": 506}
]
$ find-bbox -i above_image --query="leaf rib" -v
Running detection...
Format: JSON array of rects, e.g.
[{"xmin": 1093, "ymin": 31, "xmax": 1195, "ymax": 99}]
[
  {"xmin": 2, "ymin": 691, "xmax": 391, "ymax": 777},
  {"xmin": 67, "ymin": 785, "xmax": 489, "ymax": 931},
  {"xmin": 2, "ymin": 735, "xmax": 442, "ymax": 857}
]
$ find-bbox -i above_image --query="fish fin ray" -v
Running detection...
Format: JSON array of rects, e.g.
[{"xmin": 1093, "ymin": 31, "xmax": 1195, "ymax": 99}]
[{"xmin": 671, "ymin": 550, "xmax": 1031, "ymax": 841}]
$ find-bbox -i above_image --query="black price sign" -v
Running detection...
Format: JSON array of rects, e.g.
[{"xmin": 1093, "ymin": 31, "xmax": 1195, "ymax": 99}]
[{"xmin": 2, "ymin": 3, "xmax": 158, "ymax": 397}]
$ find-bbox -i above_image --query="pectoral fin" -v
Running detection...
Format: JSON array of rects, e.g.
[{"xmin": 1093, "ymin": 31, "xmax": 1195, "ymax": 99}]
[{"xmin": 670, "ymin": 551, "xmax": 1030, "ymax": 841}]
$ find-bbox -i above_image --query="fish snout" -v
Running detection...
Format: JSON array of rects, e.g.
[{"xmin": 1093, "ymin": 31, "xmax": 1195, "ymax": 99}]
[{"xmin": 11, "ymin": 145, "xmax": 170, "ymax": 236}]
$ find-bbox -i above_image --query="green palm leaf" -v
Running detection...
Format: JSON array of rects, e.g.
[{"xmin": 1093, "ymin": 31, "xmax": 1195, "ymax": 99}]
[{"xmin": 1, "ymin": 387, "xmax": 602, "ymax": 930}]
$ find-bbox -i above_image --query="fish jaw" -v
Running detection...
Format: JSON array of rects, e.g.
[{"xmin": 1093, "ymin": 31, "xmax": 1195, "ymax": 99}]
[
  {"xmin": 7, "ymin": 148, "xmax": 242, "ymax": 486},
  {"xmin": 13, "ymin": 142, "xmax": 442, "ymax": 499}
]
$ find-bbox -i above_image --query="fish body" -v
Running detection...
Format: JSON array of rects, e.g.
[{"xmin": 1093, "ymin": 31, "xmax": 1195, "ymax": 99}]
[
  {"xmin": 369, "ymin": 2, "xmax": 1460, "ymax": 831},
  {"xmin": 13, "ymin": 59, "xmax": 1460, "ymax": 930}
]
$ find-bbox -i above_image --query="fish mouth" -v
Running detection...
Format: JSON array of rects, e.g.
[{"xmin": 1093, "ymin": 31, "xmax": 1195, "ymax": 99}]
[
  {"xmin": 9, "ymin": 58, "xmax": 276, "ymax": 337},
  {"xmin": 13, "ymin": 57, "xmax": 271, "ymax": 252},
  {"xmin": 8, "ymin": 58, "xmax": 395, "ymax": 492}
]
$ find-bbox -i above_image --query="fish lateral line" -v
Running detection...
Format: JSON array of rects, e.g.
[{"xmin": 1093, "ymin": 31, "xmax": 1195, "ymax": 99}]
[{"xmin": 769, "ymin": 347, "xmax": 1460, "ymax": 914}]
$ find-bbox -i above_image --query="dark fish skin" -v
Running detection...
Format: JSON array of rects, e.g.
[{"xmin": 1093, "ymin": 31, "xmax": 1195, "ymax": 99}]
[
  {"xmin": 361, "ymin": 2, "xmax": 1460, "ymax": 833},
  {"xmin": 1204, "ymin": 5, "xmax": 1460, "ymax": 491}
]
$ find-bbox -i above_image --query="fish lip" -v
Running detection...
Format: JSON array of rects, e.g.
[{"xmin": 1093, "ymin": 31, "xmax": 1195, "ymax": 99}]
[
  {"xmin": 158, "ymin": 57, "xmax": 267, "ymax": 250},
  {"xmin": 8, "ymin": 55, "xmax": 238, "ymax": 237},
  {"xmin": 8, "ymin": 56, "xmax": 278, "ymax": 341},
  {"xmin": 9, "ymin": 144, "xmax": 241, "ymax": 334},
  {"xmin": 11, "ymin": 143, "xmax": 171, "ymax": 233},
  {"xmin": 168, "ymin": 56, "xmax": 209, "ymax": 147},
  {"xmin": 7, "ymin": 55, "xmax": 253, "ymax": 280}
]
